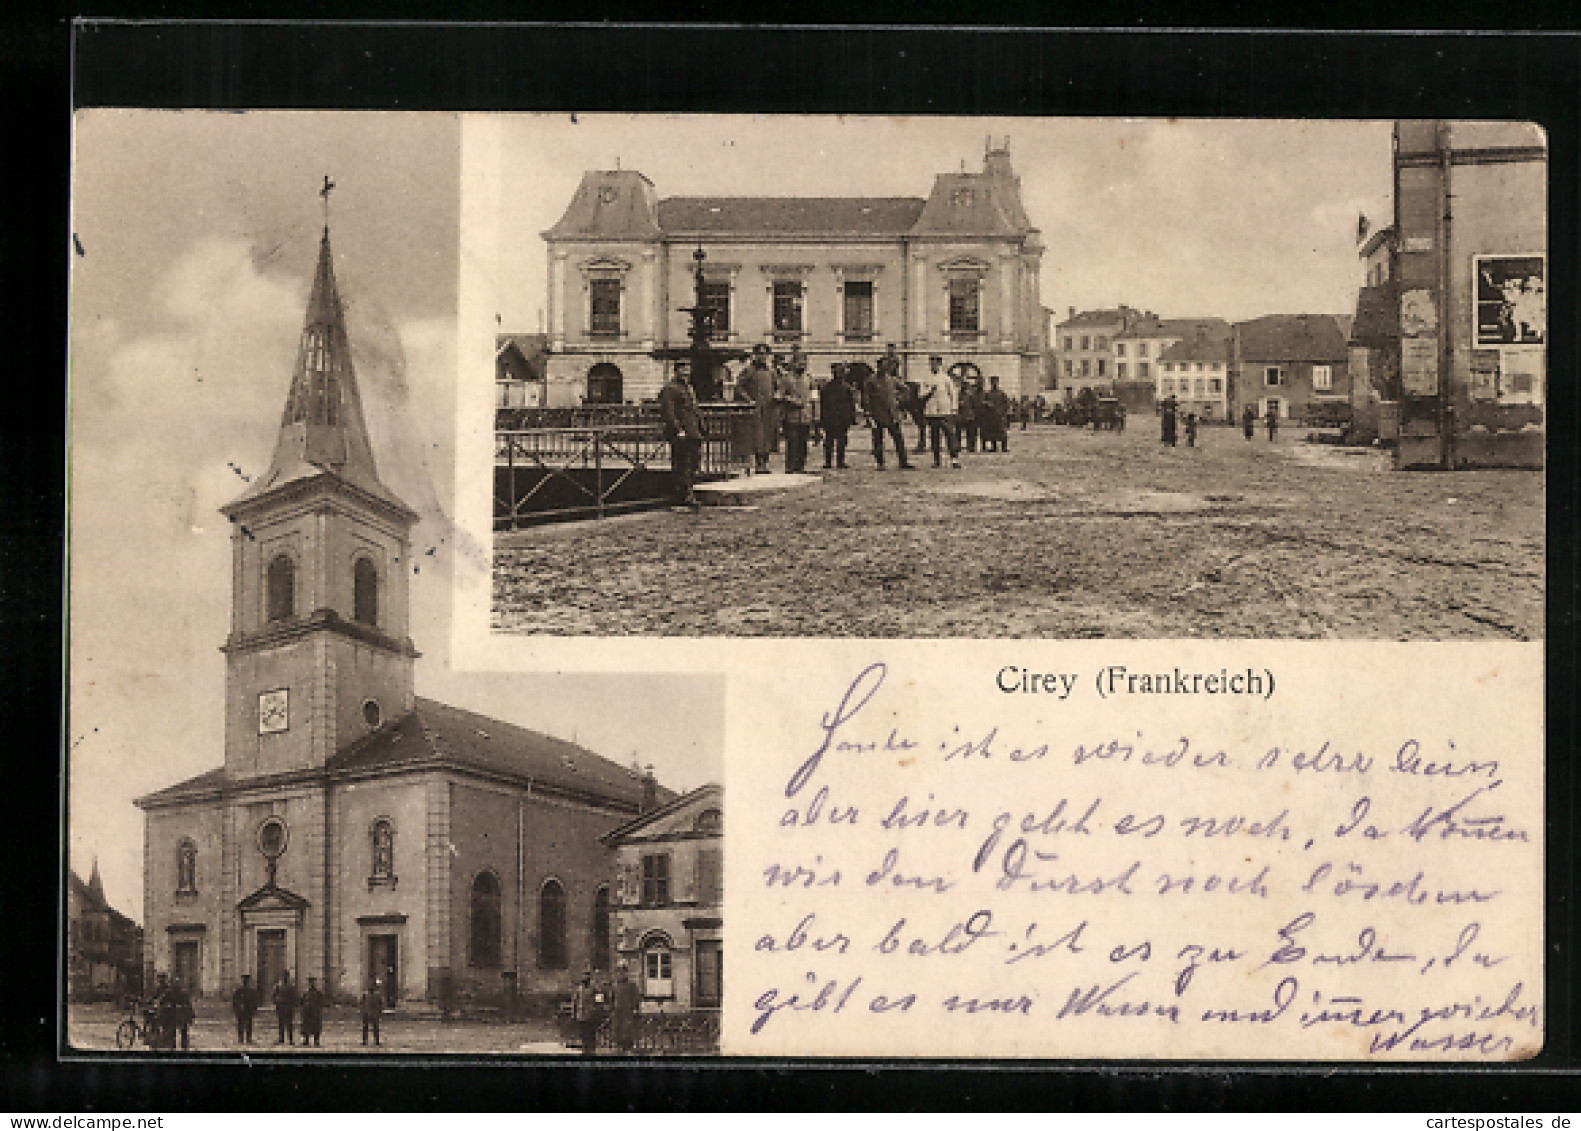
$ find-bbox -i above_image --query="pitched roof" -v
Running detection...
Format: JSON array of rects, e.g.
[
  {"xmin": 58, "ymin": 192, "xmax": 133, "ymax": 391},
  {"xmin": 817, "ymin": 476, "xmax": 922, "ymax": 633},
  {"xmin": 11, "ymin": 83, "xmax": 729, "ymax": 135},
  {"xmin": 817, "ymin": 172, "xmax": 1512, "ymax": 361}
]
[
  {"xmin": 1350, "ymin": 283, "xmax": 1400, "ymax": 346},
  {"xmin": 912, "ymin": 173, "xmax": 1024, "ymax": 236},
  {"xmin": 1058, "ymin": 307, "xmax": 1138, "ymax": 329},
  {"xmin": 545, "ymin": 171, "xmax": 662, "ymax": 241},
  {"xmin": 601, "ymin": 782, "xmax": 721, "ymax": 846},
  {"xmin": 1234, "ymin": 314, "xmax": 1348, "ymax": 363},
  {"xmin": 68, "ymin": 867, "xmax": 139, "ymax": 928},
  {"xmin": 136, "ymin": 767, "xmax": 229, "ymax": 807},
  {"xmin": 328, "ymin": 697, "xmax": 665, "ymax": 808},
  {"xmin": 657, "ymin": 197, "xmax": 925, "ymax": 236},
  {"xmin": 497, "ymin": 334, "xmax": 550, "ymax": 380},
  {"xmin": 1159, "ymin": 333, "xmax": 1232, "ymax": 363}
]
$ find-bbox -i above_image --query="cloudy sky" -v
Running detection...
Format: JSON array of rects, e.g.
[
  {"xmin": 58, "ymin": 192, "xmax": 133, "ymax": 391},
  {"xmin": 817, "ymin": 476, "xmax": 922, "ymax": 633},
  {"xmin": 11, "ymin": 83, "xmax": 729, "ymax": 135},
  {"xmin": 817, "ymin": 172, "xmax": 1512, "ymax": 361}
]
[
  {"xmin": 487, "ymin": 115, "xmax": 1395, "ymax": 332},
  {"xmin": 69, "ymin": 111, "xmax": 725, "ymax": 919}
]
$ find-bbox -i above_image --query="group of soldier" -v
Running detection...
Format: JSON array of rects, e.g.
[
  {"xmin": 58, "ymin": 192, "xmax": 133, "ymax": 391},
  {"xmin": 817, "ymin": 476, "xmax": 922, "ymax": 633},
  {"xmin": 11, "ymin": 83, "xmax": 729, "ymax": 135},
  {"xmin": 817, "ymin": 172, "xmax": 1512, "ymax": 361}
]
[
  {"xmin": 229, "ymin": 973, "xmax": 387, "ymax": 1048},
  {"xmin": 569, "ymin": 961, "xmax": 642, "ymax": 1057},
  {"xmin": 656, "ymin": 341, "xmax": 1019, "ymax": 506},
  {"xmin": 1157, "ymin": 394, "xmax": 1283, "ymax": 448}
]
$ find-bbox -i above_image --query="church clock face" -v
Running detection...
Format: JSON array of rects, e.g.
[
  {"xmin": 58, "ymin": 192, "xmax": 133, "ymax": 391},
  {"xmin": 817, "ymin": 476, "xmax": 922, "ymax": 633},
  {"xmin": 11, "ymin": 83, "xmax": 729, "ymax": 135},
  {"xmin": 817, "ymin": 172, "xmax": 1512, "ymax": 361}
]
[{"xmin": 258, "ymin": 688, "xmax": 289, "ymax": 734}]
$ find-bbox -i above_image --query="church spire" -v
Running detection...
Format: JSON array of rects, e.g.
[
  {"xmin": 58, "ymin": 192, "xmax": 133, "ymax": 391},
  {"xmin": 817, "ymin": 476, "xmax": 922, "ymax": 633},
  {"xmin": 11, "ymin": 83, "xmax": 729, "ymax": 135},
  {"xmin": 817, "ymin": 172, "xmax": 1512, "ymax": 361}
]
[
  {"xmin": 232, "ymin": 192, "xmax": 405, "ymax": 514},
  {"xmin": 87, "ymin": 856, "xmax": 105, "ymax": 904}
]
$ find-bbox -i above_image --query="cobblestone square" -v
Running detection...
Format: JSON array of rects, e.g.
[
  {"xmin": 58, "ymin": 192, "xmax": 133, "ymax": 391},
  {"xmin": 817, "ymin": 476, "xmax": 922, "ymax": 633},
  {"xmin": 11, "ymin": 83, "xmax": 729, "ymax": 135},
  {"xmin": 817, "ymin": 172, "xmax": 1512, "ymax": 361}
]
[{"xmin": 493, "ymin": 424, "xmax": 1543, "ymax": 640}]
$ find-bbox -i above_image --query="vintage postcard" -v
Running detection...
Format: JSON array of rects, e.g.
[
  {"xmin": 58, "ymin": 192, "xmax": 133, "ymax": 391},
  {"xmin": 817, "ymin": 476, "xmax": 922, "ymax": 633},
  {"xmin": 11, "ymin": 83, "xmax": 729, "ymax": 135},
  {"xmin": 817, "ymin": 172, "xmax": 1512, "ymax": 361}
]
[{"xmin": 66, "ymin": 110, "xmax": 1545, "ymax": 1061}]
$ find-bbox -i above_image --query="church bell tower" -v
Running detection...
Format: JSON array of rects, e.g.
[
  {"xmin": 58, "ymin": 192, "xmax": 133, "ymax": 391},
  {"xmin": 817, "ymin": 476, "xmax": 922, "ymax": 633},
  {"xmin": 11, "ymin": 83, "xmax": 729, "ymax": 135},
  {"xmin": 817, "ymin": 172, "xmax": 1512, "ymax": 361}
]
[{"xmin": 219, "ymin": 208, "xmax": 419, "ymax": 780}]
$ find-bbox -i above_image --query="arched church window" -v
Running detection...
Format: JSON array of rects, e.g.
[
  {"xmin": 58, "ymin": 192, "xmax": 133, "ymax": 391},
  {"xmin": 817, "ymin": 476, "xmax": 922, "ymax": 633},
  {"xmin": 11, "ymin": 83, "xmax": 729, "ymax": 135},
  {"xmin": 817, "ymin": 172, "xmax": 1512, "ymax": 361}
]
[
  {"xmin": 470, "ymin": 871, "xmax": 502, "ymax": 967},
  {"xmin": 176, "ymin": 839, "xmax": 198, "ymax": 894},
  {"xmin": 353, "ymin": 558, "xmax": 378, "ymax": 626},
  {"xmin": 267, "ymin": 555, "xmax": 295, "ymax": 622},
  {"xmin": 590, "ymin": 886, "xmax": 611, "ymax": 972},
  {"xmin": 369, "ymin": 818, "xmax": 395, "ymax": 887},
  {"xmin": 539, "ymin": 879, "xmax": 567, "ymax": 969}
]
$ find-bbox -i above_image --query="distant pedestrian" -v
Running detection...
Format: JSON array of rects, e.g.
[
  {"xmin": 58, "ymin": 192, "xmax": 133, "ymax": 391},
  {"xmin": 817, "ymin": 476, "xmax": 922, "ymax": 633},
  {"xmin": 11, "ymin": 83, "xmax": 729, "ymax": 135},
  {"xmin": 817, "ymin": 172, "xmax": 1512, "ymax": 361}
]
[
  {"xmin": 300, "ymin": 977, "xmax": 325, "ymax": 1047},
  {"xmin": 359, "ymin": 980, "xmax": 383, "ymax": 1047},
  {"xmin": 861, "ymin": 359, "xmax": 913, "ymax": 470},
  {"xmin": 921, "ymin": 355, "xmax": 962, "ymax": 469},
  {"xmin": 167, "ymin": 977, "xmax": 194, "ymax": 1051},
  {"xmin": 611, "ymin": 962, "xmax": 640, "ymax": 1054},
  {"xmin": 820, "ymin": 365, "xmax": 857, "ymax": 469},
  {"xmin": 658, "ymin": 366, "xmax": 704, "ymax": 510},
  {"xmin": 776, "ymin": 347, "xmax": 812, "ymax": 473},
  {"xmin": 735, "ymin": 344, "xmax": 778, "ymax": 472},
  {"xmin": 571, "ymin": 971, "xmax": 604, "ymax": 1058},
  {"xmin": 273, "ymin": 974, "xmax": 298, "ymax": 1045},
  {"xmin": 1265, "ymin": 402, "xmax": 1280, "ymax": 441},
  {"xmin": 981, "ymin": 375, "xmax": 1011, "ymax": 452},
  {"xmin": 232, "ymin": 973, "xmax": 259, "ymax": 1044},
  {"xmin": 1184, "ymin": 412, "xmax": 1198, "ymax": 448},
  {"xmin": 1161, "ymin": 395, "xmax": 1178, "ymax": 447},
  {"xmin": 1242, "ymin": 403, "xmax": 1257, "ymax": 440},
  {"xmin": 959, "ymin": 375, "xmax": 982, "ymax": 453}
]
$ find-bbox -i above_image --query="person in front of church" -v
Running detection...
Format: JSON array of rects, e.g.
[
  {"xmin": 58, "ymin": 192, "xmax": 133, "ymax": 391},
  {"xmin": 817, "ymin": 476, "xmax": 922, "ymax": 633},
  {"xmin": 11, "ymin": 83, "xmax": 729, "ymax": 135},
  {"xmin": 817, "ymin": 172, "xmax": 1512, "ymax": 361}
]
[
  {"xmin": 958, "ymin": 374, "xmax": 983, "ymax": 453},
  {"xmin": 610, "ymin": 961, "xmax": 640, "ymax": 1054},
  {"xmin": 148, "ymin": 972, "xmax": 175, "ymax": 1050},
  {"xmin": 920, "ymin": 355, "xmax": 961, "ymax": 469},
  {"xmin": 300, "ymin": 976, "xmax": 325, "ymax": 1047},
  {"xmin": 166, "ymin": 974, "xmax": 195, "ymax": 1051},
  {"xmin": 571, "ymin": 970, "xmax": 604, "ymax": 1058},
  {"xmin": 232, "ymin": 973, "xmax": 259, "ymax": 1044},
  {"xmin": 775, "ymin": 345, "xmax": 812, "ymax": 474},
  {"xmin": 359, "ymin": 978, "xmax": 384, "ymax": 1047},
  {"xmin": 657, "ymin": 365, "xmax": 704, "ymax": 511},
  {"xmin": 819, "ymin": 364, "xmax": 857, "ymax": 470},
  {"xmin": 861, "ymin": 358, "xmax": 913, "ymax": 470},
  {"xmin": 734, "ymin": 343, "xmax": 778, "ymax": 472},
  {"xmin": 981, "ymin": 374, "xmax": 1011, "ymax": 452},
  {"xmin": 273, "ymin": 972, "xmax": 298, "ymax": 1045}
]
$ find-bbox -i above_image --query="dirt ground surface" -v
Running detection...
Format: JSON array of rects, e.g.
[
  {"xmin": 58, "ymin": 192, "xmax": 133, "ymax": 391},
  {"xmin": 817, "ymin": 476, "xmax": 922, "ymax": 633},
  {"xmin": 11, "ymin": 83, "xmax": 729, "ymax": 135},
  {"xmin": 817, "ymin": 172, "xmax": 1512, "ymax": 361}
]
[{"xmin": 493, "ymin": 423, "xmax": 1544, "ymax": 640}]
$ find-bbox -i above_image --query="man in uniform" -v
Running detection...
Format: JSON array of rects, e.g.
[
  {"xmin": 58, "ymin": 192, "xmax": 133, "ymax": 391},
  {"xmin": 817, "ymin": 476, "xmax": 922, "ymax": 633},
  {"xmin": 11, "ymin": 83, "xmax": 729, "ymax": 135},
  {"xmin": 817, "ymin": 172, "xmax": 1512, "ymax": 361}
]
[
  {"xmin": 166, "ymin": 974, "xmax": 194, "ymax": 1051},
  {"xmin": 300, "ymin": 976, "xmax": 325, "ymax": 1048},
  {"xmin": 981, "ymin": 375, "xmax": 1011, "ymax": 452},
  {"xmin": 571, "ymin": 970, "xmax": 604, "ymax": 1058},
  {"xmin": 776, "ymin": 346, "xmax": 812, "ymax": 473},
  {"xmin": 359, "ymin": 978, "xmax": 384, "ymax": 1047},
  {"xmin": 861, "ymin": 358, "xmax": 913, "ymax": 470},
  {"xmin": 1161, "ymin": 394, "xmax": 1179, "ymax": 446},
  {"xmin": 273, "ymin": 972, "xmax": 298, "ymax": 1045},
  {"xmin": 819, "ymin": 364, "xmax": 857, "ymax": 470},
  {"xmin": 1265, "ymin": 400, "xmax": 1280, "ymax": 441},
  {"xmin": 1242, "ymin": 402, "xmax": 1257, "ymax": 440},
  {"xmin": 657, "ymin": 365, "xmax": 704, "ymax": 510},
  {"xmin": 734, "ymin": 343, "xmax": 778, "ymax": 472},
  {"xmin": 232, "ymin": 973, "xmax": 259, "ymax": 1045},
  {"xmin": 920, "ymin": 355, "xmax": 961, "ymax": 469},
  {"xmin": 611, "ymin": 961, "xmax": 640, "ymax": 1054}
]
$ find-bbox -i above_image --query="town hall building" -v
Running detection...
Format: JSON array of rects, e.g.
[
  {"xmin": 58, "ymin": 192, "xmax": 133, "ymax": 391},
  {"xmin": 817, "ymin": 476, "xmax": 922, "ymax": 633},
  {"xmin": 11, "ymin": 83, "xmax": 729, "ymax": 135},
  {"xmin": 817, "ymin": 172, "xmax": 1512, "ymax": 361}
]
[
  {"xmin": 137, "ymin": 225, "xmax": 670, "ymax": 1008},
  {"xmin": 538, "ymin": 139, "xmax": 1047, "ymax": 404}
]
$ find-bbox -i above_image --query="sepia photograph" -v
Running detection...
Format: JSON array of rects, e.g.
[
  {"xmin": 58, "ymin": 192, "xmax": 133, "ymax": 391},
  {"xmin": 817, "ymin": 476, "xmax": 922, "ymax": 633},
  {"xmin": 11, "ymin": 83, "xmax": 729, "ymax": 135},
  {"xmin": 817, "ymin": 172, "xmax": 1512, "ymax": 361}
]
[
  {"xmin": 67, "ymin": 110, "xmax": 723, "ymax": 1058},
  {"xmin": 475, "ymin": 116, "xmax": 1546, "ymax": 641}
]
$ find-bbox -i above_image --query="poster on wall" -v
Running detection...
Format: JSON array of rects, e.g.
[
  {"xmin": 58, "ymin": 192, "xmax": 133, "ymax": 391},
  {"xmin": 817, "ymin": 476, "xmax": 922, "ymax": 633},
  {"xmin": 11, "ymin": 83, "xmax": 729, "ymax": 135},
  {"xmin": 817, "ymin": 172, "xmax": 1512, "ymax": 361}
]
[
  {"xmin": 1401, "ymin": 335, "xmax": 1439, "ymax": 395},
  {"xmin": 1474, "ymin": 253, "xmax": 1545, "ymax": 346}
]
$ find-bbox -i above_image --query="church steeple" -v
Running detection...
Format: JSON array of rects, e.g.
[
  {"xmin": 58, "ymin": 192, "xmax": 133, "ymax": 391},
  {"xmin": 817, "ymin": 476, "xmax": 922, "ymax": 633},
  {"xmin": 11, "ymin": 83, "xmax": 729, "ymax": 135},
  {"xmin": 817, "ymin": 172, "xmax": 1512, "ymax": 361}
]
[{"xmin": 231, "ymin": 223, "xmax": 402, "ymax": 512}]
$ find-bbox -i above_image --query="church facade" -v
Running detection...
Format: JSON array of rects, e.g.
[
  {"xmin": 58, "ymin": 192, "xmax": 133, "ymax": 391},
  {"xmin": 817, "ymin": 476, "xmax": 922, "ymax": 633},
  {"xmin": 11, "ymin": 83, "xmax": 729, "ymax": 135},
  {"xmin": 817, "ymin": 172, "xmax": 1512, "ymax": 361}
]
[
  {"xmin": 138, "ymin": 229, "xmax": 663, "ymax": 1006},
  {"xmin": 538, "ymin": 141, "xmax": 1047, "ymax": 404}
]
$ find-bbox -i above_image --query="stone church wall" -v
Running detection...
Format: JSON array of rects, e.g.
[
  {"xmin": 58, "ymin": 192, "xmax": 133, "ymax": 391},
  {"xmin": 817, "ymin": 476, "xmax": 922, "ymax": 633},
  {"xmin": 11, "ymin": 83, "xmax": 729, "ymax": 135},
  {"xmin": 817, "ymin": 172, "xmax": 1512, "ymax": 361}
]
[{"xmin": 332, "ymin": 775, "xmax": 430, "ymax": 1002}]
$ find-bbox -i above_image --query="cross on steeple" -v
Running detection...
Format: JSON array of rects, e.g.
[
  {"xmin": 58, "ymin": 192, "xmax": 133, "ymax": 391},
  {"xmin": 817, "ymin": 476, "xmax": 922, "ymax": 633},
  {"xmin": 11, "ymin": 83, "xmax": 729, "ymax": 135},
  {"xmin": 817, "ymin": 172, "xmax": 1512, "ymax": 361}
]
[{"xmin": 319, "ymin": 175, "xmax": 336, "ymax": 234}]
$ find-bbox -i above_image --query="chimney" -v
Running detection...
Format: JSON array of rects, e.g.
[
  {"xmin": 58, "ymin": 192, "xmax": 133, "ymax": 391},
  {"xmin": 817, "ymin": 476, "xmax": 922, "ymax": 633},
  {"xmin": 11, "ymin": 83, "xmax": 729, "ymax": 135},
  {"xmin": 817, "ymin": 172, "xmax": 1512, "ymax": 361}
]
[
  {"xmin": 1068, "ymin": 306, "xmax": 1076, "ymax": 320},
  {"xmin": 641, "ymin": 764, "xmax": 657, "ymax": 813}
]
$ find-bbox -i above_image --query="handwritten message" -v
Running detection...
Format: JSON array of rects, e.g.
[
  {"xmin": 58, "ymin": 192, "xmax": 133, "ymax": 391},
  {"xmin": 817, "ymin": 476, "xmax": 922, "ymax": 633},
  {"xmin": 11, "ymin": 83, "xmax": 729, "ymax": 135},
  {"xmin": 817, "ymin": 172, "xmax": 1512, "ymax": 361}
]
[{"xmin": 724, "ymin": 642, "xmax": 1543, "ymax": 1059}]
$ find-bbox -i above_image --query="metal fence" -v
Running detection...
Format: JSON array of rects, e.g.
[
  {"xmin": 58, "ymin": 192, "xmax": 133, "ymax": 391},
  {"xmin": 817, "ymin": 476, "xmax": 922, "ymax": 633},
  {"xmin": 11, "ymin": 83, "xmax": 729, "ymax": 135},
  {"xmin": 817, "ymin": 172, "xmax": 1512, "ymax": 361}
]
[{"xmin": 495, "ymin": 403, "xmax": 756, "ymax": 528}]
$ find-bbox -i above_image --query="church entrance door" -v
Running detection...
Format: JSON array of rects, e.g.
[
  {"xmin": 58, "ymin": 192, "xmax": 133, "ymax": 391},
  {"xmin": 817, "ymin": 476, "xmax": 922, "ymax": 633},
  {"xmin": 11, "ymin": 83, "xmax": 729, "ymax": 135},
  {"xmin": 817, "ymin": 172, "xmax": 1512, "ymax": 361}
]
[
  {"xmin": 257, "ymin": 929, "xmax": 287, "ymax": 994},
  {"xmin": 369, "ymin": 934, "xmax": 399, "ymax": 1007},
  {"xmin": 172, "ymin": 939, "xmax": 201, "ymax": 997}
]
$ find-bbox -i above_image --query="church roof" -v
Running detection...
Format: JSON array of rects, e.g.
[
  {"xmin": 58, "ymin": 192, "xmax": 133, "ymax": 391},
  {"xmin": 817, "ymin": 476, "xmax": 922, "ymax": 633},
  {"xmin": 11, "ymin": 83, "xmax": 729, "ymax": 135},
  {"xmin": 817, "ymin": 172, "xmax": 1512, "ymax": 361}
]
[
  {"xmin": 224, "ymin": 229, "xmax": 413, "ymax": 520},
  {"xmin": 328, "ymin": 697, "xmax": 666, "ymax": 808}
]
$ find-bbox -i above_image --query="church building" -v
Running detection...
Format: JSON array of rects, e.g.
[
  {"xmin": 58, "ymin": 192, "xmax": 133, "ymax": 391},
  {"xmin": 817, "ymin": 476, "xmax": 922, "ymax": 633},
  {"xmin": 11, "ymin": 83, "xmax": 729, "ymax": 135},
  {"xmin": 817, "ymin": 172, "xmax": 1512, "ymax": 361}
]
[{"xmin": 137, "ymin": 224, "xmax": 665, "ymax": 1006}]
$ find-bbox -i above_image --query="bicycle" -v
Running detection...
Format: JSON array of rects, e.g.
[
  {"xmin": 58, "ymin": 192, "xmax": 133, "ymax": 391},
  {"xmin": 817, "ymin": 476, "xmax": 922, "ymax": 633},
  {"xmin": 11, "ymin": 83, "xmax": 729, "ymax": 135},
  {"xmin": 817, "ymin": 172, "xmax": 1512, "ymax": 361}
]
[{"xmin": 115, "ymin": 997, "xmax": 174, "ymax": 1050}]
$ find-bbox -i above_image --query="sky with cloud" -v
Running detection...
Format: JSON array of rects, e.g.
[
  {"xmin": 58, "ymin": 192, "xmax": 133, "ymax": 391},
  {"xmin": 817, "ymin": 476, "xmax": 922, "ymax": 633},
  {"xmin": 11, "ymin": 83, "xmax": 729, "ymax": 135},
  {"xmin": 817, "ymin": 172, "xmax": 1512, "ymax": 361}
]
[{"xmin": 69, "ymin": 111, "xmax": 725, "ymax": 919}]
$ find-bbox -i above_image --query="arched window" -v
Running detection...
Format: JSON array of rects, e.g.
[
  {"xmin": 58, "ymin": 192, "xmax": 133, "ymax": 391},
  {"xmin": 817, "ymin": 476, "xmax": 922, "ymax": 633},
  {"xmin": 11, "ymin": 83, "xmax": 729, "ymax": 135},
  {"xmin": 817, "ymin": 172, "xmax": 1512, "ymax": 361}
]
[
  {"xmin": 369, "ymin": 818, "xmax": 395, "ymax": 885},
  {"xmin": 353, "ymin": 558, "xmax": 378, "ymax": 627},
  {"xmin": 538, "ymin": 879, "xmax": 567, "ymax": 969},
  {"xmin": 641, "ymin": 933, "xmax": 673, "ymax": 1000},
  {"xmin": 267, "ymin": 555, "xmax": 295, "ymax": 622},
  {"xmin": 176, "ymin": 839, "xmax": 198, "ymax": 893},
  {"xmin": 470, "ymin": 871, "xmax": 502, "ymax": 967},
  {"xmin": 590, "ymin": 886, "xmax": 611, "ymax": 972}
]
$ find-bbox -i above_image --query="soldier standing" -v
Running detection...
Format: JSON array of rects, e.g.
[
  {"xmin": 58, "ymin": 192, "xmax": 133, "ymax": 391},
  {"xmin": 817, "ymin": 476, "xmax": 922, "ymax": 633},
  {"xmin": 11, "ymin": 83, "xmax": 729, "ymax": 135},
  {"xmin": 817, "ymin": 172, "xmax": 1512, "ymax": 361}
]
[
  {"xmin": 1265, "ymin": 401, "xmax": 1280, "ymax": 441},
  {"xmin": 1242, "ymin": 403, "xmax": 1257, "ymax": 440},
  {"xmin": 981, "ymin": 375, "xmax": 1011, "ymax": 452},
  {"xmin": 571, "ymin": 971, "xmax": 603, "ymax": 1058},
  {"xmin": 359, "ymin": 979, "xmax": 384, "ymax": 1047},
  {"xmin": 1161, "ymin": 395, "xmax": 1179, "ymax": 447},
  {"xmin": 232, "ymin": 973, "xmax": 259, "ymax": 1044},
  {"xmin": 300, "ymin": 976, "xmax": 325, "ymax": 1048},
  {"xmin": 734, "ymin": 344, "xmax": 778, "ymax": 472},
  {"xmin": 776, "ymin": 347, "xmax": 812, "ymax": 473},
  {"xmin": 861, "ymin": 359, "xmax": 913, "ymax": 470},
  {"xmin": 920, "ymin": 355, "xmax": 962, "ymax": 469},
  {"xmin": 166, "ymin": 976, "xmax": 194, "ymax": 1051},
  {"xmin": 819, "ymin": 365, "xmax": 857, "ymax": 470},
  {"xmin": 611, "ymin": 961, "xmax": 640, "ymax": 1054},
  {"xmin": 658, "ymin": 366, "xmax": 704, "ymax": 510},
  {"xmin": 273, "ymin": 973, "xmax": 298, "ymax": 1045}
]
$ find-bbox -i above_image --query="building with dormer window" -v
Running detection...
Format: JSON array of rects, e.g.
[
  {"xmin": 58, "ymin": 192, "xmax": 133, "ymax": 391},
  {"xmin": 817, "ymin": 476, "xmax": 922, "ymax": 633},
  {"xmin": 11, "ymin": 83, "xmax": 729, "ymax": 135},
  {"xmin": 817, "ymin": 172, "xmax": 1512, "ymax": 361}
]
[
  {"xmin": 137, "ymin": 225, "xmax": 672, "ymax": 1007},
  {"xmin": 538, "ymin": 142, "xmax": 1046, "ymax": 403}
]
